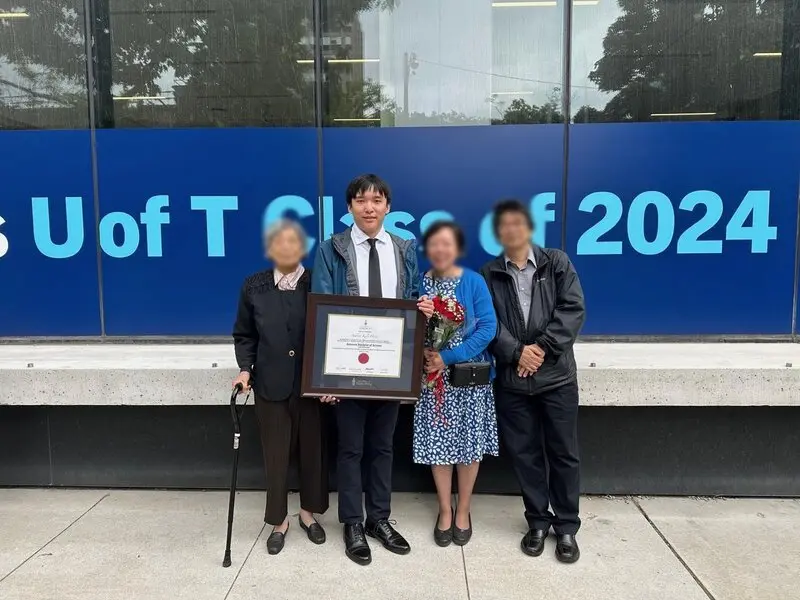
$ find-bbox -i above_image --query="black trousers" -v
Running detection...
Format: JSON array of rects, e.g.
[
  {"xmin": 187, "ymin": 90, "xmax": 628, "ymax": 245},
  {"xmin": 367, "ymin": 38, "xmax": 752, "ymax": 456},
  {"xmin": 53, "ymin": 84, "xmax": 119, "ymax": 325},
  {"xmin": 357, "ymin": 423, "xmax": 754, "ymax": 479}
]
[
  {"xmin": 254, "ymin": 394, "xmax": 329, "ymax": 526},
  {"xmin": 336, "ymin": 399, "xmax": 400, "ymax": 525},
  {"xmin": 495, "ymin": 380, "xmax": 581, "ymax": 535}
]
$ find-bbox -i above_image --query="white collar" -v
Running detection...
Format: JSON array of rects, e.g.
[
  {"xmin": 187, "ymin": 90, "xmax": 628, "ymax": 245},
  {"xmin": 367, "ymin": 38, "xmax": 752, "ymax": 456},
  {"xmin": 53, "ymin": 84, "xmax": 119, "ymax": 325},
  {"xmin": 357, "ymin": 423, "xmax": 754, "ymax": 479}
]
[{"xmin": 351, "ymin": 224, "xmax": 390, "ymax": 245}]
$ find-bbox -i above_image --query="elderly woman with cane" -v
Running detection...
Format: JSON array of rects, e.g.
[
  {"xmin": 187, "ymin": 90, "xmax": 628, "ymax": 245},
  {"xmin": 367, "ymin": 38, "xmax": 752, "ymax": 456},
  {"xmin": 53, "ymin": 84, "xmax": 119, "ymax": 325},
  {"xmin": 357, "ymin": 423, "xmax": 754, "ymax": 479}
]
[{"xmin": 232, "ymin": 219, "xmax": 328, "ymax": 555}]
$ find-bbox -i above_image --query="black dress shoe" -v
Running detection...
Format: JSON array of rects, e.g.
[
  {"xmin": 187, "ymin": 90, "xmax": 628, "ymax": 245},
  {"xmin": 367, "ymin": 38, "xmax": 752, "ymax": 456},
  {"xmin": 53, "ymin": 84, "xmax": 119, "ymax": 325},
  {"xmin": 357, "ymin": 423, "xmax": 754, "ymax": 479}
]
[
  {"xmin": 366, "ymin": 519, "xmax": 411, "ymax": 555},
  {"xmin": 433, "ymin": 509, "xmax": 453, "ymax": 547},
  {"xmin": 266, "ymin": 527, "xmax": 287, "ymax": 555},
  {"xmin": 343, "ymin": 523, "xmax": 372, "ymax": 566},
  {"xmin": 555, "ymin": 534, "xmax": 580, "ymax": 563},
  {"xmin": 299, "ymin": 515, "xmax": 326, "ymax": 545},
  {"xmin": 521, "ymin": 528, "xmax": 548, "ymax": 557},
  {"xmin": 452, "ymin": 512, "xmax": 472, "ymax": 546}
]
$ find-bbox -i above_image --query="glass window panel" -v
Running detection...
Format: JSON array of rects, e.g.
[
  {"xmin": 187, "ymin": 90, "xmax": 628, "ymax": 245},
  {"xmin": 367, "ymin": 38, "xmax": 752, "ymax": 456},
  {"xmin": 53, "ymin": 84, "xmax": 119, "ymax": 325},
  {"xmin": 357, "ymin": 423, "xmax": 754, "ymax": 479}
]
[
  {"xmin": 103, "ymin": 0, "xmax": 315, "ymax": 127},
  {"xmin": 572, "ymin": 0, "xmax": 800, "ymax": 123},
  {"xmin": 320, "ymin": 0, "xmax": 565, "ymax": 126},
  {"xmin": 0, "ymin": 3, "xmax": 90, "ymax": 129}
]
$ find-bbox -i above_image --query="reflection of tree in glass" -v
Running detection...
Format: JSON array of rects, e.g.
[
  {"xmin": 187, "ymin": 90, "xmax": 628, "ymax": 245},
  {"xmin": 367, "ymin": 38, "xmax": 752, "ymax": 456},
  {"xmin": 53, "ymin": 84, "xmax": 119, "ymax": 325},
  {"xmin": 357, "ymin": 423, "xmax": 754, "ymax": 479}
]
[
  {"xmin": 0, "ymin": 1, "xmax": 88, "ymax": 128},
  {"xmin": 493, "ymin": 98, "xmax": 565, "ymax": 125},
  {"xmin": 0, "ymin": 0, "xmax": 400, "ymax": 128},
  {"xmin": 573, "ymin": 105, "xmax": 605, "ymax": 123},
  {"xmin": 114, "ymin": 0, "xmax": 396, "ymax": 127},
  {"xmin": 145, "ymin": 0, "xmax": 318, "ymax": 127},
  {"xmin": 587, "ymin": 0, "xmax": 787, "ymax": 122}
]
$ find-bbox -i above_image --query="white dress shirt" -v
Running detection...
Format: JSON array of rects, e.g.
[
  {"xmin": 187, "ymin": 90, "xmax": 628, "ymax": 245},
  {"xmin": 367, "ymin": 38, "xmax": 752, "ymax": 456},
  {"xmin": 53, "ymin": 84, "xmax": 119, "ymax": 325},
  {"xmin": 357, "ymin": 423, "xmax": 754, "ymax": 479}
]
[{"xmin": 350, "ymin": 224, "xmax": 398, "ymax": 299}]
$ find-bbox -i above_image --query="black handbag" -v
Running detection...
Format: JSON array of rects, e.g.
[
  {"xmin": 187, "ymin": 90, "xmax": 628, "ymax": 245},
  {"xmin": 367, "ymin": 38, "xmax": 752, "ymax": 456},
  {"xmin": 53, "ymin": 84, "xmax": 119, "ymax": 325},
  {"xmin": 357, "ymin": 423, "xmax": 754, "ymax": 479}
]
[{"xmin": 448, "ymin": 362, "xmax": 491, "ymax": 387}]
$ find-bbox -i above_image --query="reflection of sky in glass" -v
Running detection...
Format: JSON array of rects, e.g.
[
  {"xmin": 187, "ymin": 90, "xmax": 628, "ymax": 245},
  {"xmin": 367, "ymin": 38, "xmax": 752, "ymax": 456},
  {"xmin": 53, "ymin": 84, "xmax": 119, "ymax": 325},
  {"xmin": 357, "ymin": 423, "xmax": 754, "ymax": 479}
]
[
  {"xmin": 571, "ymin": 1, "xmax": 621, "ymax": 115},
  {"xmin": 355, "ymin": 0, "xmax": 567, "ymax": 121}
]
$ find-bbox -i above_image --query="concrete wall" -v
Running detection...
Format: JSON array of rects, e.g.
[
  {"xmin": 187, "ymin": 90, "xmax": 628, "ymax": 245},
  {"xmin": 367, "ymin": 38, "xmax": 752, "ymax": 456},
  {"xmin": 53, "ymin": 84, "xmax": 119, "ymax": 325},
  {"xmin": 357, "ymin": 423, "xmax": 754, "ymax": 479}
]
[
  {"xmin": 3, "ymin": 343, "xmax": 800, "ymax": 496},
  {"xmin": 2, "ymin": 343, "xmax": 800, "ymax": 407}
]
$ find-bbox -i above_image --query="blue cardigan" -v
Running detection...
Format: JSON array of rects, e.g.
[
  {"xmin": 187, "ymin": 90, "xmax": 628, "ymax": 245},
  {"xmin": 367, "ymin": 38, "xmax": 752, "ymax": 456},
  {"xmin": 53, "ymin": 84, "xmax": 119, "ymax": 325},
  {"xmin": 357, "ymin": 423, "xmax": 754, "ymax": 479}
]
[{"xmin": 421, "ymin": 268, "xmax": 498, "ymax": 375}]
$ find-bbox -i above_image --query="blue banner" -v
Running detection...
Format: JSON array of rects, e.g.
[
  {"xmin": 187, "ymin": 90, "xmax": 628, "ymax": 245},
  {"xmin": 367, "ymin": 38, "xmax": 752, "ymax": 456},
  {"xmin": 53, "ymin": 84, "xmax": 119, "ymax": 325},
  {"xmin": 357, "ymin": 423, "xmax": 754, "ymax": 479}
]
[
  {"xmin": 0, "ymin": 123, "xmax": 798, "ymax": 336},
  {"xmin": 94, "ymin": 128, "xmax": 318, "ymax": 335},
  {"xmin": 568, "ymin": 122, "xmax": 800, "ymax": 334},
  {"xmin": 321, "ymin": 125, "xmax": 564, "ymax": 254},
  {"xmin": 0, "ymin": 130, "xmax": 100, "ymax": 336}
]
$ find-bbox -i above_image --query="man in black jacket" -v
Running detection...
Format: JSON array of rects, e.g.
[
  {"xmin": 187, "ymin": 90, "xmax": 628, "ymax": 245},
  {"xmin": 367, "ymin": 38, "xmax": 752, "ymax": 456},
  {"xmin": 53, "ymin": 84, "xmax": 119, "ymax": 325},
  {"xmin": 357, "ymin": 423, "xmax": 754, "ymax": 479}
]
[{"xmin": 480, "ymin": 200, "xmax": 586, "ymax": 563}]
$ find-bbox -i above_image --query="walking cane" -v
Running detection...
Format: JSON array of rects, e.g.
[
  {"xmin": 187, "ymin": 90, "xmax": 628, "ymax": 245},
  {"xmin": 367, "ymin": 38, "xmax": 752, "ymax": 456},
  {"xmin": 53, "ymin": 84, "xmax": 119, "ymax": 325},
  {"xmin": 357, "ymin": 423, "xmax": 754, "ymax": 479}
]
[{"xmin": 222, "ymin": 382, "xmax": 250, "ymax": 568}]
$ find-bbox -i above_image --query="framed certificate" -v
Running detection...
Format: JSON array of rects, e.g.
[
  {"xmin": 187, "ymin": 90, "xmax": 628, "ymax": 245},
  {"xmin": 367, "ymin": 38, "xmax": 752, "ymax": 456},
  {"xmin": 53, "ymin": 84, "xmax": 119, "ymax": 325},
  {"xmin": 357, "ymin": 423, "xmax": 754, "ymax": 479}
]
[{"xmin": 301, "ymin": 294, "xmax": 425, "ymax": 401}]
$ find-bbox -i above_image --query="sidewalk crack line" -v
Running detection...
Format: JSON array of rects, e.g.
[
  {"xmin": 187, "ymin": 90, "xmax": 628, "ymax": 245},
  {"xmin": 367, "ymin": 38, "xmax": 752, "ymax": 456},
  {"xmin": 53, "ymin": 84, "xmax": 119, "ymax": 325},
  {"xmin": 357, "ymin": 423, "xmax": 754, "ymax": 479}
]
[
  {"xmin": 0, "ymin": 492, "xmax": 110, "ymax": 584},
  {"xmin": 632, "ymin": 497, "xmax": 717, "ymax": 600},
  {"xmin": 223, "ymin": 523, "xmax": 266, "ymax": 600}
]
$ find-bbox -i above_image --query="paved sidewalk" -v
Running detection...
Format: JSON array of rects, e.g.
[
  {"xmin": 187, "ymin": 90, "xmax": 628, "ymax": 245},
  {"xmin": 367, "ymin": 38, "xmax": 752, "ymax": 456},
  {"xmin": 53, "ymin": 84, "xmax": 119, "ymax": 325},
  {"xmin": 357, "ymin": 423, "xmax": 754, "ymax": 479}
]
[{"xmin": 0, "ymin": 490, "xmax": 798, "ymax": 600}]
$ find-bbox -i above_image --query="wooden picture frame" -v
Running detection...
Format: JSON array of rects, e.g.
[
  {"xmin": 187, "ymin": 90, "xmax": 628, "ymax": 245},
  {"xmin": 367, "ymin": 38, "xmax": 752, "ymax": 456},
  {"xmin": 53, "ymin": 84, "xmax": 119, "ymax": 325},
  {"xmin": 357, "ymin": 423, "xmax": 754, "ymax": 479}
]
[{"xmin": 301, "ymin": 294, "xmax": 426, "ymax": 402}]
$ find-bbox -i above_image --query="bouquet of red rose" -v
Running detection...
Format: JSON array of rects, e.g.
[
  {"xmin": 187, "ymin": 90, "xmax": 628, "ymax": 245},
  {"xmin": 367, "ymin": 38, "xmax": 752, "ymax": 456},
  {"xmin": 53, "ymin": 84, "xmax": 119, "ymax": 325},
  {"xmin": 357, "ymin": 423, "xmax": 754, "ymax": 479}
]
[{"xmin": 424, "ymin": 295, "xmax": 466, "ymax": 421}]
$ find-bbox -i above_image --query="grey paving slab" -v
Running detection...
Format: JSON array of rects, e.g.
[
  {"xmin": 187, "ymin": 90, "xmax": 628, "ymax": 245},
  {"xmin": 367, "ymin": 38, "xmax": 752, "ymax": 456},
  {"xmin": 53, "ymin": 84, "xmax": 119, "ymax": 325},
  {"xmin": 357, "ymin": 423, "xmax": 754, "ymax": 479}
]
[
  {"xmin": 0, "ymin": 489, "xmax": 107, "ymax": 580},
  {"xmin": 638, "ymin": 496, "xmax": 800, "ymax": 600},
  {"xmin": 3, "ymin": 489, "xmax": 796, "ymax": 600},
  {"xmin": 227, "ymin": 492, "xmax": 468, "ymax": 600},
  {"xmin": 0, "ymin": 490, "xmax": 266, "ymax": 600},
  {"xmin": 461, "ymin": 495, "xmax": 710, "ymax": 600}
]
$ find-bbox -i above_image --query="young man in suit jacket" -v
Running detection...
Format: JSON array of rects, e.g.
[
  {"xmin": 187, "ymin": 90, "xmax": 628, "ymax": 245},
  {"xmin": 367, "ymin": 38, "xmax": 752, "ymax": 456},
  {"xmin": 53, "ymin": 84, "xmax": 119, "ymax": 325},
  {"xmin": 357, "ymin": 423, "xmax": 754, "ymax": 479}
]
[{"xmin": 312, "ymin": 173, "xmax": 432, "ymax": 566}]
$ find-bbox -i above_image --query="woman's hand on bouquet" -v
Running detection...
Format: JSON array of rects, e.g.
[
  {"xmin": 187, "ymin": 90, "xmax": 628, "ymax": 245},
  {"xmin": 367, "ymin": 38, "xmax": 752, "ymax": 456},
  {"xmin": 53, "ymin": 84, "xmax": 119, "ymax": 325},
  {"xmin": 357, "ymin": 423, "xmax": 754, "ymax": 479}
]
[
  {"xmin": 417, "ymin": 295, "xmax": 434, "ymax": 320},
  {"xmin": 424, "ymin": 349, "xmax": 445, "ymax": 374}
]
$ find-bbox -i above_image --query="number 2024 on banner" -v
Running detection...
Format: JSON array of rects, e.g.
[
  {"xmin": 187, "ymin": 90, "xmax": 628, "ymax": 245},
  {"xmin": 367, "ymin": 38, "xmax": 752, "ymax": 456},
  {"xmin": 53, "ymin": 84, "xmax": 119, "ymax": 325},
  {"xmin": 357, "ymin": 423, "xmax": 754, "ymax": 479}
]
[{"xmin": 576, "ymin": 190, "xmax": 778, "ymax": 256}]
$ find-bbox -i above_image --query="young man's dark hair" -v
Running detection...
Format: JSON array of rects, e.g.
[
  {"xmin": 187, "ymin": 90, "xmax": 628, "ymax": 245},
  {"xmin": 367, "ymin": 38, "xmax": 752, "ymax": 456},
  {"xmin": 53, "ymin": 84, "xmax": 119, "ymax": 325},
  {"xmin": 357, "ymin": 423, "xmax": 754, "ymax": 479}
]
[
  {"xmin": 492, "ymin": 199, "xmax": 534, "ymax": 236},
  {"xmin": 345, "ymin": 173, "xmax": 392, "ymax": 206},
  {"xmin": 421, "ymin": 221, "xmax": 466, "ymax": 254}
]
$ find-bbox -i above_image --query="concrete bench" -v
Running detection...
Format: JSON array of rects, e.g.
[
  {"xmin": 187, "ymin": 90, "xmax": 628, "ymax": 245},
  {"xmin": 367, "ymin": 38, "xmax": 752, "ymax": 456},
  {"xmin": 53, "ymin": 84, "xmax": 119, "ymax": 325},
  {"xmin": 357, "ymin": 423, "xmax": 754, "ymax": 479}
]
[{"xmin": 1, "ymin": 343, "xmax": 799, "ymax": 407}]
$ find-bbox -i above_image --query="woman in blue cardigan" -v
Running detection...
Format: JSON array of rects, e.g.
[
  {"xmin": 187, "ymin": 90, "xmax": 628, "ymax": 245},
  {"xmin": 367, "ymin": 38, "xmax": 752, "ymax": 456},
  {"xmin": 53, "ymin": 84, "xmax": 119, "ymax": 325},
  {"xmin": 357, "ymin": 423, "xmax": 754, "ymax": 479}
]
[{"xmin": 414, "ymin": 221, "xmax": 499, "ymax": 548}]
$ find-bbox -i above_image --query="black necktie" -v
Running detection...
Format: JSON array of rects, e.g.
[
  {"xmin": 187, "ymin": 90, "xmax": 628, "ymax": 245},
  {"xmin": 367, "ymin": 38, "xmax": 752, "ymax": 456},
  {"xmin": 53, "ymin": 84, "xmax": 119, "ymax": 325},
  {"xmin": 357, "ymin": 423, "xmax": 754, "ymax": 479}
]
[{"xmin": 366, "ymin": 238, "xmax": 382, "ymax": 298}]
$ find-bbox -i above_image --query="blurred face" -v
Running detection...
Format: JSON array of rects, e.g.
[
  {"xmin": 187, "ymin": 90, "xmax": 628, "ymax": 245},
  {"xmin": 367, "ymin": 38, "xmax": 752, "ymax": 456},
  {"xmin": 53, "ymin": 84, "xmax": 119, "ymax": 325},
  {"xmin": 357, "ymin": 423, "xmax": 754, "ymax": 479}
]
[
  {"xmin": 497, "ymin": 211, "xmax": 533, "ymax": 252},
  {"xmin": 266, "ymin": 227, "xmax": 305, "ymax": 271},
  {"xmin": 349, "ymin": 187, "xmax": 389, "ymax": 236},
  {"xmin": 425, "ymin": 227, "xmax": 459, "ymax": 273}
]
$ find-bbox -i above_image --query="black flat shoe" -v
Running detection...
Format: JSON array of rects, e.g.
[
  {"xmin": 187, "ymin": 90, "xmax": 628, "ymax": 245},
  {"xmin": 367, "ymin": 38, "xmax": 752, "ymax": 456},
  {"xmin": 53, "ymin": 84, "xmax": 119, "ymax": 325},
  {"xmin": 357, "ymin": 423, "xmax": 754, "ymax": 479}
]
[
  {"xmin": 521, "ymin": 528, "xmax": 547, "ymax": 557},
  {"xmin": 452, "ymin": 512, "xmax": 472, "ymax": 546},
  {"xmin": 433, "ymin": 509, "xmax": 453, "ymax": 547},
  {"xmin": 366, "ymin": 519, "xmax": 411, "ymax": 555},
  {"xmin": 267, "ymin": 526, "xmax": 288, "ymax": 555},
  {"xmin": 344, "ymin": 523, "xmax": 371, "ymax": 566},
  {"xmin": 299, "ymin": 515, "xmax": 326, "ymax": 545},
  {"xmin": 555, "ymin": 534, "xmax": 580, "ymax": 563}
]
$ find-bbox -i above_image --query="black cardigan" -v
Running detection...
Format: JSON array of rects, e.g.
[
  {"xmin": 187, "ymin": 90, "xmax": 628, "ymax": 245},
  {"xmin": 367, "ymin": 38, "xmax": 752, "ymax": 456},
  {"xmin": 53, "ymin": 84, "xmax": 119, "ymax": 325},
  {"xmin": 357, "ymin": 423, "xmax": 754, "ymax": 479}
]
[{"xmin": 232, "ymin": 269, "xmax": 310, "ymax": 401}]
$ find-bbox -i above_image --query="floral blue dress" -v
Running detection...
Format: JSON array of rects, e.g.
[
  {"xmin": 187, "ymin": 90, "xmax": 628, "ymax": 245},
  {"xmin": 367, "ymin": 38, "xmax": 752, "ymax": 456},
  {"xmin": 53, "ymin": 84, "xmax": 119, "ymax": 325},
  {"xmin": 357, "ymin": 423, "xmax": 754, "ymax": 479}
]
[{"xmin": 413, "ymin": 273, "xmax": 499, "ymax": 465}]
